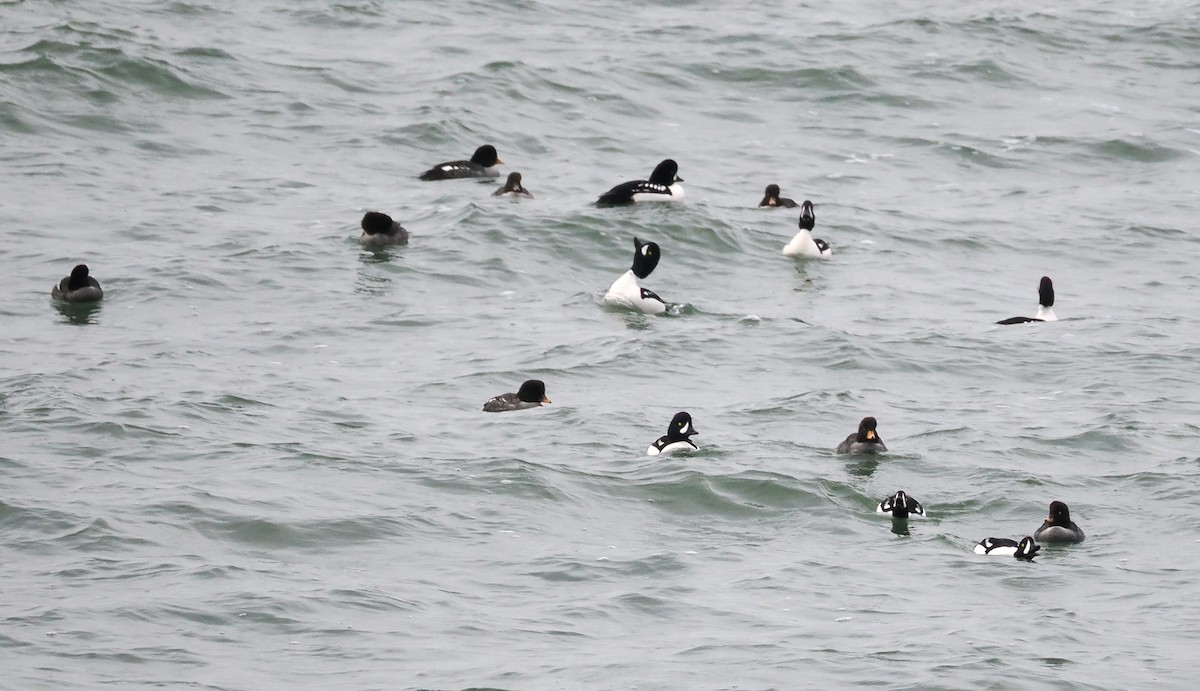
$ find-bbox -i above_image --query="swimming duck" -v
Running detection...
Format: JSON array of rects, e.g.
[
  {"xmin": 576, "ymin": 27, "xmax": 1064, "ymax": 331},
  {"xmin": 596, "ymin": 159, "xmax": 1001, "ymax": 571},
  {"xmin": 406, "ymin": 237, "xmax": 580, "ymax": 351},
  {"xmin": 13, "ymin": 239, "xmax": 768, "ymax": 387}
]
[
  {"xmin": 419, "ymin": 145, "xmax": 503, "ymax": 180},
  {"xmin": 51, "ymin": 264, "xmax": 103, "ymax": 303},
  {"xmin": 997, "ymin": 276, "xmax": 1058, "ymax": 324},
  {"xmin": 482, "ymin": 379, "xmax": 551, "ymax": 413},
  {"xmin": 1033, "ymin": 500, "xmax": 1085, "ymax": 543},
  {"xmin": 493, "ymin": 172, "xmax": 533, "ymax": 199},
  {"xmin": 603, "ymin": 237, "xmax": 667, "ymax": 315},
  {"xmin": 596, "ymin": 159, "xmax": 684, "ymax": 206},
  {"xmin": 877, "ymin": 490, "xmax": 924, "ymax": 519},
  {"xmin": 781, "ymin": 201, "xmax": 831, "ymax": 257},
  {"xmin": 359, "ymin": 211, "xmax": 409, "ymax": 246},
  {"xmin": 759, "ymin": 184, "xmax": 798, "ymax": 208},
  {"xmin": 836, "ymin": 417, "xmax": 887, "ymax": 455},
  {"xmin": 974, "ymin": 536, "xmax": 1041, "ymax": 560},
  {"xmin": 647, "ymin": 412, "xmax": 699, "ymax": 456}
]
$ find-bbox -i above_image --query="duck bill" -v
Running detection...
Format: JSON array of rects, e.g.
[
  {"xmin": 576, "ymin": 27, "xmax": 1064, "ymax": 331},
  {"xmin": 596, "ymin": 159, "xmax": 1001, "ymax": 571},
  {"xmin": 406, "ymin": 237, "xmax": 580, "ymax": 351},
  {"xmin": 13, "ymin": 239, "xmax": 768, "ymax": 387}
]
[
  {"xmin": 497, "ymin": 158, "xmax": 505, "ymax": 165},
  {"xmin": 866, "ymin": 431, "xmax": 876, "ymax": 441},
  {"xmin": 541, "ymin": 396, "xmax": 552, "ymax": 404}
]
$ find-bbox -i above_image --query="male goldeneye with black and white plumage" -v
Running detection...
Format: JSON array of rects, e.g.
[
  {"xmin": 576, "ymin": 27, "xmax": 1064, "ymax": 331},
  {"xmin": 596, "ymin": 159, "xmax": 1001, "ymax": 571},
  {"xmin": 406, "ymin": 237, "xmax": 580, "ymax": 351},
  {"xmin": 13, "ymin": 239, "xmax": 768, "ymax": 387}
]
[
  {"xmin": 647, "ymin": 412, "xmax": 699, "ymax": 456},
  {"xmin": 782, "ymin": 200, "xmax": 831, "ymax": 257},
  {"xmin": 482, "ymin": 379, "xmax": 551, "ymax": 413},
  {"xmin": 359, "ymin": 211, "xmax": 409, "ymax": 247},
  {"xmin": 604, "ymin": 237, "xmax": 667, "ymax": 315},
  {"xmin": 973, "ymin": 536, "xmax": 1041, "ymax": 561},
  {"xmin": 877, "ymin": 491, "xmax": 924, "ymax": 519},
  {"xmin": 1033, "ymin": 500, "xmax": 1085, "ymax": 543},
  {"xmin": 836, "ymin": 417, "xmax": 887, "ymax": 455},
  {"xmin": 997, "ymin": 276, "xmax": 1058, "ymax": 325},
  {"xmin": 51, "ymin": 264, "xmax": 103, "ymax": 303},
  {"xmin": 493, "ymin": 172, "xmax": 533, "ymax": 199},
  {"xmin": 759, "ymin": 184, "xmax": 798, "ymax": 208},
  {"xmin": 596, "ymin": 159, "xmax": 683, "ymax": 206},
  {"xmin": 418, "ymin": 145, "xmax": 503, "ymax": 180}
]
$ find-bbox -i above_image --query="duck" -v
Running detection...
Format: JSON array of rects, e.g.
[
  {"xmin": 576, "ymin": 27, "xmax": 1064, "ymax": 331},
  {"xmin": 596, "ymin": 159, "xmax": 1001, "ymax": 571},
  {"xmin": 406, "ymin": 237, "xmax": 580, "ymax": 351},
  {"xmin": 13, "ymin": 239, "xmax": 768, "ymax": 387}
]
[
  {"xmin": 997, "ymin": 276, "xmax": 1058, "ymax": 324},
  {"xmin": 758, "ymin": 184, "xmax": 798, "ymax": 208},
  {"xmin": 836, "ymin": 417, "xmax": 887, "ymax": 455},
  {"xmin": 781, "ymin": 200, "xmax": 831, "ymax": 257},
  {"xmin": 493, "ymin": 172, "xmax": 533, "ymax": 199},
  {"xmin": 1033, "ymin": 500, "xmax": 1085, "ymax": 543},
  {"xmin": 603, "ymin": 237, "xmax": 667, "ymax": 315},
  {"xmin": 418, "ymin": 144, "xmax": 503, "ymax": 180},
  {"xmin": 877, "ymin": 491, "xmax": 924, "ymax": 519},
  {"xmin": 647, "ymin": 412, "xmax": 699, "ymax": 456},
  {"xmin": 359, "ymin": 211, "xmax": 409, "ymax": 247},
  {"xmin": 51, "ymin": 264, "xmax": 103, "ymax": 303},
  {"xmin": 482, "ymin": 379, "xmax": 551, "ymax": 413},
  {"xmin": 974, "ymin": 536, "xmax": 1041, "ymax": 560},
  {"xmin": 596, "ymin": 159, "xmax": 684, "ymax": 206}
]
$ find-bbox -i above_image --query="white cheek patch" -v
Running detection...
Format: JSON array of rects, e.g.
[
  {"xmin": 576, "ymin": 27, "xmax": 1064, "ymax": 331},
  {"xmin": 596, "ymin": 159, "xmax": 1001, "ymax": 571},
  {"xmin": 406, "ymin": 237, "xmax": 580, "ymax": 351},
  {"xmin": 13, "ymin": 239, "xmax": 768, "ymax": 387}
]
[{"xmin": 679, "ymin": 422, "xmax": 691, "ymax": 434}]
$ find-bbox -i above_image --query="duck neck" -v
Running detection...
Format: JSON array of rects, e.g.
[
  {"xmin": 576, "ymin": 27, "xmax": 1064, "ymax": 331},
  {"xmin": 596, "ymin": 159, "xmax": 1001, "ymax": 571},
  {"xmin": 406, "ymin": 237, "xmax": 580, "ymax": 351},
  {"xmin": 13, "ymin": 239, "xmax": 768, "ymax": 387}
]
[{"xmin": 1036, "ymin": 305, "xmax": 1058, "ymax": 321}]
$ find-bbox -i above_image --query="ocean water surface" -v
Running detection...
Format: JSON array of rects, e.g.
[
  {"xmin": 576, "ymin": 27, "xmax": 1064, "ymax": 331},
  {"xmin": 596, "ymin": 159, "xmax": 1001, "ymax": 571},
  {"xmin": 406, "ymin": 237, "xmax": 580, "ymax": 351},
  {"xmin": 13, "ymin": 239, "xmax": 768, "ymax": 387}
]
[{"xmin": 2, "ymin": 0, "xmax": 1200, "ymax": 688}]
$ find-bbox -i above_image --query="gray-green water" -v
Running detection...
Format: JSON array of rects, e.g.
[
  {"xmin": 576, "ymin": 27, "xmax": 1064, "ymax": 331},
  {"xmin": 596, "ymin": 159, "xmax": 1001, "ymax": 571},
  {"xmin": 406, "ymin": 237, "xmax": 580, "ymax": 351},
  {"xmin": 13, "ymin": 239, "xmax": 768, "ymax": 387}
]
[{"xmin": 3, "ymin": 1, "xmax": 1200, "ymax": 688}]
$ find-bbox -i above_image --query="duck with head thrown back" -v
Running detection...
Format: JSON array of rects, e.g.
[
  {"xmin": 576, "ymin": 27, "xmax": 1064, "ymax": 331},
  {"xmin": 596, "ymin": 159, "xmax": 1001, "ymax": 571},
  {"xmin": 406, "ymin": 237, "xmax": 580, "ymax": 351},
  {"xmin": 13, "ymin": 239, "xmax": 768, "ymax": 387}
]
[
  {"xmin": 974, "ymin": 536, "xmax": 1041, "ymax": 560},
  {"xmin": 997, "ymin": 277, "xmax": 1058, "ymax": 325}
]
